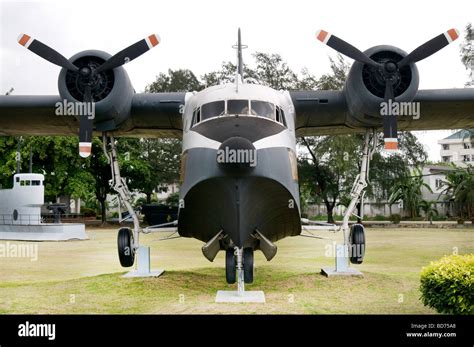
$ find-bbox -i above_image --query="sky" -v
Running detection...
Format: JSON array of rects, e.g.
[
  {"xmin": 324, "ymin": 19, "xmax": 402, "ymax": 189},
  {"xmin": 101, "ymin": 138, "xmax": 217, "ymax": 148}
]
[{"xmin": 1, "ymin": 0, "xmax": 473, "ymax": 160}]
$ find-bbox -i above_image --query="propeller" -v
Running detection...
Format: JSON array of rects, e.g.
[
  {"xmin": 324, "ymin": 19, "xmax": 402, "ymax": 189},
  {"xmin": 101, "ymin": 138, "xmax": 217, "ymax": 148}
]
[
  {"xmin": 316, "ymin": 29, "xmax": 460, "ymax": 151},
  {"xmin": 18, "ymin": 33, "xmax": 161, "ymax": 157}
]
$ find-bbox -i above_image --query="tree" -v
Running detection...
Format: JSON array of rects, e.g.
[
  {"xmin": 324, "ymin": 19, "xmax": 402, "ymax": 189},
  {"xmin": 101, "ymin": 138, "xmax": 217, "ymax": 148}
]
[
  {"xmin": 202, "ymin": 61, "xmax": 256, "ymax": 87},
  {"xmin": 460, "ymin": 23, "xmax": 473, "ymax": 87},
  {"xmin": 202, "ymin": 52, "xmax": 300, "ymax": 89},
  {"xmin": 89, "ymin": 138, "xmax": 113, "ymax": 223},
  {"xmin": 389, "ymin": 167, "xmax": 433, "ymax": 218},
  {"xmin": 120, "ymin": 138, "xmax": 181, "ymax": 204},
  {"xmin": 146, "ymin": 69, "xmax": 203, "ymax": 92},
  {"xmin": 251, "ymin": 52, "xmax": 298, "ymax": 90},
  {"xmin": 419, "ymin": 200, "xmax": 439, "ymax": 224},
  {"xmin": 296, "ymin": 54, "xmax": 349, "ymax": 90},
  {"xmin": 299, "ymin": 135, "xmax": 361, "ymax": 223},
  {"xmin": 439, "ymin": 165, "xmax": 474, "ymax": 220}
]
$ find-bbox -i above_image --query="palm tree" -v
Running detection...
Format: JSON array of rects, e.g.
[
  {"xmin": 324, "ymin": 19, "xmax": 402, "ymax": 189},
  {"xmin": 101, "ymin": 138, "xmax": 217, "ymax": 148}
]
[
  {"xmin": 389, "ymin": 167, "xmax": 433, "ymax": 219},
  {"xmin": 418, "ymin": 200, "xmax": 439, "ymax": 224},
  {"xmin": 439, "ymin": 165, "xmax": 474, "ymax": 220}
]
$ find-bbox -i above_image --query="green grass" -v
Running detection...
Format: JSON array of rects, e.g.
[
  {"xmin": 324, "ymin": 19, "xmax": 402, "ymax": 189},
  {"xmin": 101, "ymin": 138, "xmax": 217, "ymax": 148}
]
[{"xmin": 0, "ymin": 227, "xmax": 472, "ymax": 314}]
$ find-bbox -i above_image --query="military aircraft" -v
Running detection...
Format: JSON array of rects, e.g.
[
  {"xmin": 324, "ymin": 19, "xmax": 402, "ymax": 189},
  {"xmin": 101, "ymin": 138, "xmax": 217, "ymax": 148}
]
[{"xmin": 1, "ymin": 28, "xmax": 473, "ymax": 286}]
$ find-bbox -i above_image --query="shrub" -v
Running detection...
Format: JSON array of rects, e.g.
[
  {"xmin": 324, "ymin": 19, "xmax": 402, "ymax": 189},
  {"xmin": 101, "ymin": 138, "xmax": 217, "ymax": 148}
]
[
  {"xmin": 420, "ymin": 254, "xmax": 473, "ymax": 314},
  {"xmin": 373, "ymin": 214, "xmax": 387, "ymax": 221},
  {"xmin": 432, "ymin": 215, "xmax": 448, "ymax": 221},
  {"xmin": 390, "ymin": 214, "xmax": 401, "ymax": 224},
  {"xmin": 81, "ymin": 207, "xmax": 97, "ymax": 217}
]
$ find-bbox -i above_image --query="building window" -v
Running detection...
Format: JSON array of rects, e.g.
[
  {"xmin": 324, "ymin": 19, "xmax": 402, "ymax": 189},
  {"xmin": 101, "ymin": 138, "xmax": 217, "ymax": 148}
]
[
  {"xmin": 463, "ymin": 155, "xmax": 471, "ymax": 162},
  {"xmin": 442, "ymin": 144, "xmax": 449, "ymax": 150},
  {"xmin": 435, "ymin": 179, "xmax": 443, "ymax": 189},
  {"xmin": 463, "ymin": 142, "xmax": 471, "ymax": 149},
  {"xmin": 442, "ymin": 156, "xmax": 451, "ymax": 163}
]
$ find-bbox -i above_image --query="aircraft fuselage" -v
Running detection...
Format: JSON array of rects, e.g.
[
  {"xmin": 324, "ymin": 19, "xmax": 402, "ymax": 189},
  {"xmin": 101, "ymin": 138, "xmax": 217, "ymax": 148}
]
[{"xmin": 177, "ymin": 81, "xmax": 301, "ymax": 254}]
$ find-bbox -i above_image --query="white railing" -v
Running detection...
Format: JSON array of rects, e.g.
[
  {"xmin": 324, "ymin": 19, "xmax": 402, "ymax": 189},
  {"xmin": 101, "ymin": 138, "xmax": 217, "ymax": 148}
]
[{"xmin": 0, "ymin": 214, "xmax": 42, "ymax": 225}]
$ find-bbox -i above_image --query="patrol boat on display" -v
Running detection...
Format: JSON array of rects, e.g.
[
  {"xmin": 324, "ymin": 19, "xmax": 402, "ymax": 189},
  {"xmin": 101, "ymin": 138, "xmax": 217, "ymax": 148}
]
[{"xmin": 0, "ymin": 173, "xmax": 87, "ymax": 241}]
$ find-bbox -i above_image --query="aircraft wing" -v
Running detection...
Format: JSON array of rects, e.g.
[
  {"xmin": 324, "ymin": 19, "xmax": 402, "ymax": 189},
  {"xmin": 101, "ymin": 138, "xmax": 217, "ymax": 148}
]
[
  {"xmin": 292, "ymin": 88, "xmax": 474, "ymax": 137},
  {"xmin": 0, "ymin": 92, "xmax": 185, "ymax": 137}
]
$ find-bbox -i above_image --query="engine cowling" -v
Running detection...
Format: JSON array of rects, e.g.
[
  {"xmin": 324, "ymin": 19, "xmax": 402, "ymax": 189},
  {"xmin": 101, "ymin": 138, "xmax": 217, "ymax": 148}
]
[
  {"xmin": 58, "ymin": 50, "xmax": 134, "ymax": 132},
  {"xmin": 344, "ymin": 45, "xmax": 419, "ymax": 127}
]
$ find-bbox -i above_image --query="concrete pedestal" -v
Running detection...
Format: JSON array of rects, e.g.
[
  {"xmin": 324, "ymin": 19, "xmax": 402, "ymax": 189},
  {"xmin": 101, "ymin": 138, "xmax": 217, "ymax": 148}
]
[
  {"xmin": 123, "ymin": 246, "xmax": 164, "ymax": 278},
  {"xmin": 321, "ymin": 243, "xmax": 364, "ymax": 277}
]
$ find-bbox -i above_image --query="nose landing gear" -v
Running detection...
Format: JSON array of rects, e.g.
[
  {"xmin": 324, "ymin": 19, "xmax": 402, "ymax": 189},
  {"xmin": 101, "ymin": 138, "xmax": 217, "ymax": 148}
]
[
  {"xmin": 218, "ymin": 246, "xmax": 263, "ymax": 303},
  {"xmin": 225, "ymin": 247, "xmax": 254, "ymax": 285}
]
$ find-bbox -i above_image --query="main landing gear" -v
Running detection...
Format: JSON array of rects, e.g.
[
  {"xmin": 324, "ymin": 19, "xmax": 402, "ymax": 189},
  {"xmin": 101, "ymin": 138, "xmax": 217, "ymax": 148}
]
[
  {"xmin": 102, "ymin": 133, "xmax": 140, "ymax": 268},
  {"xmin": 321, "ymin": 129, "xmax": 375, "ymax": 277},
  {"xmin": 102, "ymin": 133, "xmax": 164, "ymax": 277}
]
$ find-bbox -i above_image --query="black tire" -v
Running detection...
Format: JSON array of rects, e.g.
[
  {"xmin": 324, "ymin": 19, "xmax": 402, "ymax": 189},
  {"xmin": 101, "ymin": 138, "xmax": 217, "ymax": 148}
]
[
  {"xmin": 117, "ymin": 228, "xmax": 135, "ymax": 267},
  {"xmin": 349, "ymin": 224, "xmax": 365, "ymax": 264},
  {"xmin": 225, "ymin": 248, "xmax": 236, "ymax": 284},
  {"xmin": 243, "ymin": 248, "xmax": 254, "ymax": 284}
]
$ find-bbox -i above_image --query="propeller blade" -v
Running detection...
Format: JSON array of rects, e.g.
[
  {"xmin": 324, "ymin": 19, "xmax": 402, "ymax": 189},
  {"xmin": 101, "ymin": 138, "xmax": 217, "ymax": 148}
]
[
  {"xmin": 316, "ymin": 30, "xmax": 380, "ymax": 68},
  {"xmin": 398, "ymin": 29, "xmax": 460, "ymax": 68},
  {"xmin": 79, "ymin": 85, "xmax": 94, "ymax": 158},
  {"xmin": 17, "ymin": 34, "xmax": 78, "ymax": 71},
  {"xmin": 95, "ymin": 34, "xmax": 160, "ymax": 74},
  {"xmin": 383, "ymin": 80, "xmax": 398, "ymax": 151}
]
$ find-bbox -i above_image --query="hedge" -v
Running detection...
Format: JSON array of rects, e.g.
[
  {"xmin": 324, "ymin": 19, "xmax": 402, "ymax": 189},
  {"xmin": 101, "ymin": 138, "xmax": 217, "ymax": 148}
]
[{"xmin": 420, "ymin": 254, "xmax": 473, "ymax": 314}]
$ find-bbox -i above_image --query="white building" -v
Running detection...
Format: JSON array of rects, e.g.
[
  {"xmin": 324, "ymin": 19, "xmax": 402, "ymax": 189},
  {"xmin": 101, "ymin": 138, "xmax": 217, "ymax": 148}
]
[
  {"xmin": 419, "ymin": 164, "xmax": 455, "ymax": 216},
  {"xmin": 438, "ymin": 129, "xmax": 474, "ymax": 167}
]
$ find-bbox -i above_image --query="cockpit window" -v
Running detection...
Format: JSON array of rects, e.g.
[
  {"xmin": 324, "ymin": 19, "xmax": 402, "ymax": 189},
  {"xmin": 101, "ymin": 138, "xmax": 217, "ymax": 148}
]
[
  {"xmin": 276, "ymin": 106, "xmax": 287, "ymax": 127},
  {"xmin": 190, "ymin": 99, "xmax": 287, "ymax": 128},
  {"xmin": 251, "ymin": 101, "xmax": 275, "ymax": 119},
  {"xmin": 227, "ymin": 99, "xmax": 250, "ymax": 115},
  {"xmin": 191, "ymin": 107, "xmax": 201, "ymax": 126},
  {"xmin": 201, "ymin": 101, "xmax": 225, "ymax": 121}
]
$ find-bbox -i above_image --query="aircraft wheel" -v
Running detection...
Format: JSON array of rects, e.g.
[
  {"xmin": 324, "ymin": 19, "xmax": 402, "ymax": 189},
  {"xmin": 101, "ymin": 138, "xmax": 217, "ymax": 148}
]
[
  {"xmin": 349, "ymin": 224, "xmax": 365, "ymax": 264},
  {"xmin": 117, "ymin": 227, "xmax": 135, "ymax": 267},
  {"xmin": 225, "ymin": 248, "xmax": 236, "ymax": 284},
  {"xmin": 243, "ymin": 248, "xmax": 254, "ymax": 284}
]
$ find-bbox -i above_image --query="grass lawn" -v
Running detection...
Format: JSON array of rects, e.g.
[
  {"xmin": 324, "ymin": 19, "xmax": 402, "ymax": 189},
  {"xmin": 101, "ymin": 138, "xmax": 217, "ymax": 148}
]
[{"xmin": 0, "ymin": 227, "xmax": 472, "ymax": 314}]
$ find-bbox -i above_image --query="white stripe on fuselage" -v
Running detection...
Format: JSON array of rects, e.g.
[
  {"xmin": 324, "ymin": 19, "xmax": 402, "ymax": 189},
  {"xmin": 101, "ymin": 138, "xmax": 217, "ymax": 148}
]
[
  {"xmin": 183, "ymin": 127, "xmax": 295, "ymax": 152},
  {"xmin": 183, "ymin": 130, "xmax": 221, "ymax": 151}
]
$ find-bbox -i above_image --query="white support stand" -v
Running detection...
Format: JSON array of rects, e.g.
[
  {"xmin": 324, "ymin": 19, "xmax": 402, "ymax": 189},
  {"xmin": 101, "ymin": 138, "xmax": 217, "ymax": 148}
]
[
  {"xmin": 321, "ymin": 129, "xmax": 376, "ymax": 278},
  {"xmin": 216, "ymin": 247, "xmax": 265, "ymax": 303},
  {"xmin": 122, "ymin": 246, "xmax": 164, "ymax": 278}
]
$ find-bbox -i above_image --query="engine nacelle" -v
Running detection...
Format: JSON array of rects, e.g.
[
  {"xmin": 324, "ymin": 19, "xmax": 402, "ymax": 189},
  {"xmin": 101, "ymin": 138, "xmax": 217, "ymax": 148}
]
[
  {"xmin": 58, "ymin": 50, "xmax": 134, "ymax": 132},
  {"xmin": 344, "ymin": 45, "xmax": 419, "ymax": 127}
]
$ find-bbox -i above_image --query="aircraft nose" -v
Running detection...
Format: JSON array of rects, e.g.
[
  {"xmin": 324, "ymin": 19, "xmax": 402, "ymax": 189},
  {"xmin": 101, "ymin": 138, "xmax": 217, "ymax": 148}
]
[{"xmin": 216, "ymin": 136, "xmax": 257, "ymax": 173}]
